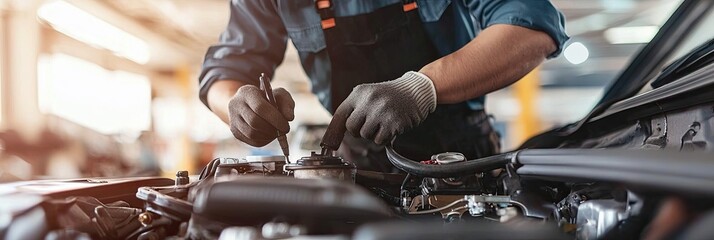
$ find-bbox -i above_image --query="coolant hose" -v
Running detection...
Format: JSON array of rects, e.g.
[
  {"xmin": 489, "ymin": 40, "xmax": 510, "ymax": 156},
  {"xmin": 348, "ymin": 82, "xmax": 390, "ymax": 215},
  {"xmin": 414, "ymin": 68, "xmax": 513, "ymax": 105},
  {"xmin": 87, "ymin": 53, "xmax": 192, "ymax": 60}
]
[{"xmin": 385, "ymin": 146, "xmax": 515, "ymax": 178}]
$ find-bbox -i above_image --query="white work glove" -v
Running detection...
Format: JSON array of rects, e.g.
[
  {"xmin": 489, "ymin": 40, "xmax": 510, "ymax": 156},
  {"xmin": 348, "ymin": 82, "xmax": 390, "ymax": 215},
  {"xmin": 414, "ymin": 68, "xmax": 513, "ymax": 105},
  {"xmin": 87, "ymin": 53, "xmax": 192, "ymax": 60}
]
[
  {"xmin": 228, "ymin": 85, "xmax": 295, "ymax": 147},
  {"xmin": 334, "ymin": 71, "xmax": 437, "ymax": 145}
]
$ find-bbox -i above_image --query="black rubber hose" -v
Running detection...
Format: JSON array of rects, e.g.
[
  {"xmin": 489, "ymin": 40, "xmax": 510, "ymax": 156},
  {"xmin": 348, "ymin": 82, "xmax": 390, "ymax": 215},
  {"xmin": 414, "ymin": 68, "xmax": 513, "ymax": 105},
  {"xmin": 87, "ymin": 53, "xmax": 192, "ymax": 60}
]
[{"xmin": 385, "ymin": 146, "xmax": 515, "ymax": 178}]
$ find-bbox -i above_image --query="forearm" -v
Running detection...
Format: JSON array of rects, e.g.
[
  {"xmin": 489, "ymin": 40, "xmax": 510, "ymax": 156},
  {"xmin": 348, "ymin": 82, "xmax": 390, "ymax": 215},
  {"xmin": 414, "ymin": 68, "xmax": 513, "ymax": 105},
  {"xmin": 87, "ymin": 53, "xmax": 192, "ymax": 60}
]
[
  {"xmin": 420, "ymin": 24, "xmax": 557, "ymax": 104},
  {"xmin": 207, "ymin": 80, "xmax": 249, "ymax": 124}
]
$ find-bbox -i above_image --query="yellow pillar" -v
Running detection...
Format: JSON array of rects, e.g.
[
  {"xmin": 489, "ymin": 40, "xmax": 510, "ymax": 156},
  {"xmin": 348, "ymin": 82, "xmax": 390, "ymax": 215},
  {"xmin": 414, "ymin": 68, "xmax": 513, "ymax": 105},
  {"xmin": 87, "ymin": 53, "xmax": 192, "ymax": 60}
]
[
  {"xmin": 512, "ymin": 67, "xmax": 542, "ymax": 145},
  {"xmin": 178, "ymin": 63, "xmax": 196, "ymax": 175}
]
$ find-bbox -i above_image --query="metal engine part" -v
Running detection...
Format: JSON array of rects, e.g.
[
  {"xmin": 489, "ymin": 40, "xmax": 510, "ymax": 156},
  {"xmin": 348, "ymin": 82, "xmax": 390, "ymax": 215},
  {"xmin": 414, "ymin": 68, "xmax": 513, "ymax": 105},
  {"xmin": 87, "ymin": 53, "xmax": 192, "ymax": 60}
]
[
  {"xmin": 400, "ymin": 151, "xmax": 492, "ymax": 221},
  {"xmin": 284, "ymin": 152, "xmax": 355, "ymax": 182},
  {"xmin": 405, "ymin": 194, "xmax": 515, "ymax": 222},
  {"xmin": 432, "ymin": 152, "xmax": 466, "ymax": 164},
  {"xmin": 406, "ymin": 195, "xmax": 468, "ymax": 217},
  {"xmin": 218, "ymin": 227, "xmax": 259, "ymax": 240},
  {"xmin": 214, "ymin": 156, "xmax": 287, "ymax": 178},
  {"xmin": 574, "ymin": 192, "xmax": 643, "ymax": 240},
  {"xmin": 420, "ymin": 152, "xmax": 484, "ymax": 195},
  {"xmin": 464, "ymin": 195, "xmax": 512, "ymax": 218},
  {"xmin": 218, "ymin": 223, "xmax": 337, "ymax": 240},
  {"xmin": 576, "ymin": 200, "xmax": 628, "ymax": 240},
  {"xmin": 352, "ymin": 220, "xmax": 570, "ymax": 240}
]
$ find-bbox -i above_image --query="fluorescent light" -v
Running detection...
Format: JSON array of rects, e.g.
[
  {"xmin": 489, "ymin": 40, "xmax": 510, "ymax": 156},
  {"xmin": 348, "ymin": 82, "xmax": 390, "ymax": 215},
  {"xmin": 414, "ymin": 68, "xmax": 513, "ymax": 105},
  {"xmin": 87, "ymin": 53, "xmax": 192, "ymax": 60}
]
[
  {"xmin": 564, "ymin": 42, "xmax": 589, "ymax": 65},
  {"xmin": 37, "ymin": 0, "xmax": 151, "ymax": 64},
  {"xmin": 604, "ymin": 26, "xmax": 659, "ymax": 44}
]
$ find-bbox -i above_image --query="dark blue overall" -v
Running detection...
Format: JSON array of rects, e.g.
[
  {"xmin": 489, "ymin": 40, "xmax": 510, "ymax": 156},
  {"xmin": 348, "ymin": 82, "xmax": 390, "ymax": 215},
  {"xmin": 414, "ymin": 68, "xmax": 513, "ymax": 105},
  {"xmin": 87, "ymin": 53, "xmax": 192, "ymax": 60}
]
[{"xmin": 314, "ymin": 0, "xmax": 500, "ymax": 171}]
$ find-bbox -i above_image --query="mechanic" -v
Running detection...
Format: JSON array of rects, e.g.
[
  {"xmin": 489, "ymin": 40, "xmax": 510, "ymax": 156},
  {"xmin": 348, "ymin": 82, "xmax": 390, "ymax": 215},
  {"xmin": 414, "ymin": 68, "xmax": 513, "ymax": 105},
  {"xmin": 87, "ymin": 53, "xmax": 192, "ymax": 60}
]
[{"xmin": 199, "ymin": 0, "xmax": 568, "ymax": 171}]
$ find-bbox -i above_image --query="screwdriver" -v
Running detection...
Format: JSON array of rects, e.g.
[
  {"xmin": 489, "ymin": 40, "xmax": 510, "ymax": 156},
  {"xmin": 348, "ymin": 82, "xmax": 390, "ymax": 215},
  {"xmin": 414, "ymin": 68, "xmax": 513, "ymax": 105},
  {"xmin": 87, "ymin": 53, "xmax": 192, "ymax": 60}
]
[{"xmin": 259, "ymin": 73, "xmax": 290, "ymax": 162}]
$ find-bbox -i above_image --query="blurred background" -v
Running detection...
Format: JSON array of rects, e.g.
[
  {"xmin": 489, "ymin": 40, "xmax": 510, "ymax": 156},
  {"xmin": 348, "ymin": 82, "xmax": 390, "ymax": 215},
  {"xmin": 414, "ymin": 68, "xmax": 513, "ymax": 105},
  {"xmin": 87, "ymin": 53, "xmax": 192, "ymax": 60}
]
[{"xmin": 0, "ymin": 0, "xmax": 681, "ymax": 181}]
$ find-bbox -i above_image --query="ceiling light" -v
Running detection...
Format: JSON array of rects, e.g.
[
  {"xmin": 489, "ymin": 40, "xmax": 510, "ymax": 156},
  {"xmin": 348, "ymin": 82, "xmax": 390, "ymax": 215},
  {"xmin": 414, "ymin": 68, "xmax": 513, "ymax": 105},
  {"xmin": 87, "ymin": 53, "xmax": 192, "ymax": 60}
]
[
  {"xmin": 564, "ymin": 42, "xmax": 589, "ymax": 65},
  {"xmin": 37, "ymin": 0, "xmax": 151, "ymax": 64},
  {"xmin": 604, "ymin": 26, "xmax": 659, "ymax": 45}
]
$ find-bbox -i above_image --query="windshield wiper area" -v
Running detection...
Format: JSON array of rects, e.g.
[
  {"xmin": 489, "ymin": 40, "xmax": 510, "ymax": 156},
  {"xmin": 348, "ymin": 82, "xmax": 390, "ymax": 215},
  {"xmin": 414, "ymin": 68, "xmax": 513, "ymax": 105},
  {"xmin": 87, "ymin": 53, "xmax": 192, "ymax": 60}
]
[{"xmin": 652, "ymin": 38, "xmax": 714, "ymax": 88}]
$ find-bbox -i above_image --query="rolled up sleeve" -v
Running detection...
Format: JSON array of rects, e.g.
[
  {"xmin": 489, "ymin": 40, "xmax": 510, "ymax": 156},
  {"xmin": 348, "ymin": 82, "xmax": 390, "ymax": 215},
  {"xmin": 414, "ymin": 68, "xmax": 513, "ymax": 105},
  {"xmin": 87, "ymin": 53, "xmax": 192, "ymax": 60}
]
[
  {"xmin": 198, "ymin": 0, "xmax": 288, "ymax": 108},
  {"xmin": 471, "ymin": 0, "xmax": 569, "ymax": 58}
]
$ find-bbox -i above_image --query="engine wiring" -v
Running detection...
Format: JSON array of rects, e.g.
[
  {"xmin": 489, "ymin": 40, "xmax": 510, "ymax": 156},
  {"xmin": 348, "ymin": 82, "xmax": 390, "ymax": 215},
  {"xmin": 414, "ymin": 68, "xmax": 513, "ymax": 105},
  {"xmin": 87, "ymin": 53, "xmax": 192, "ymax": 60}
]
[
  {"xmin": 407, "ymin": 199, "xmax": 467, "ymax": 215},
  {"xmin": 198, "ymin": 158, "xmax": 221, "ymax": 180}
]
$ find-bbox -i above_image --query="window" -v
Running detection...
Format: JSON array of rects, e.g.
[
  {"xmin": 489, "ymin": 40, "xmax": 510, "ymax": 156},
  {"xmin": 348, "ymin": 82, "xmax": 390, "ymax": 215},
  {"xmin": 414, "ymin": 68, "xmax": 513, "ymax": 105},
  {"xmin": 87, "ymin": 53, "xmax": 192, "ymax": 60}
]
[
  {"xmin": 37, "ymin": 54, "xmax": 151, "ymax": 135},
  {"xmin": 664, "ymin": 8, "xmax": 714, "ymax": 65},
  {"xmin": 637, "ymin": 6, "xmax": 714, "ymax": 94}
]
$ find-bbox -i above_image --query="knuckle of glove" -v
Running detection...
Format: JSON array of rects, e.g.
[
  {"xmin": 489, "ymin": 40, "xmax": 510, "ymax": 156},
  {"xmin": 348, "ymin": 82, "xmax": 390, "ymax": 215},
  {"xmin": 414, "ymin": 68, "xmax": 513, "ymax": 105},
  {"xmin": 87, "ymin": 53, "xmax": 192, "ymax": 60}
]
[
  {"xmin": 236, "ymin": 84, "xmax": 261, "ymax": 95},
  {"xmin": 229, "ymin": 125, "xmax": 257, "ymax": 146},
  {"xmin": 228, "ymin": 96, "xmax": 244, "ymax": 114},
  {"xmin": 354, "ymin": 84, "xmax": 377, "ymax": 98},
  {"xmin": 374, "ymin": 128, "xmax": 394, "ymax": 145},
  {"xmin": 234, "ymin": 128, "xmax": 271, "ymax": 147},
  {"xmin": 352, "ymin": 84, "xmax": 367, "ymax": 92},
  {"xmin": 250, "ymin": 102, "xmax": 272, "ymax": 116},
  {"xmin": 241, "ymin": 112, "xmax": 271, "ymax": 132},
  {"xmin": 359, "ymin": 119, "xmax": 379, "ymax": 140},
  {"xmin": 345, "ymin": 120, "xmax": 359, "ymax": 136},
  {"xmin": 273, "ymin": 88, "xmax": 295, "ymax": 120},
  {"xmin": 229, "ymin": 125, "xmax": 243, "ymax": 140},
  {"xmin": 343, "ymin": 105, "xmax": 364, "ymax": 135},
  {"xmin": 241, "ymin": 125, "xmax": 266, "ymax": 141},
  {"xmin": 253, "ymin": 105, "xmax": 289, "ymax": 132},
  {"xmin": 363, "ymin": 88, "xmax": 381, "ymax": 101},
  {"xmin": 273, "ymin": 88, "xmax": 293, "ymax": 102},
  {"xmin": 375, "ymin": 113, "xmax": 409, "ymax": 144},
  {"xmin": 231, "ymin": 86, "xmax": 261, "ymax": 111},
  {"xmin": 359, "ymin": 126, "xmax": 374, "ymax": 140}
]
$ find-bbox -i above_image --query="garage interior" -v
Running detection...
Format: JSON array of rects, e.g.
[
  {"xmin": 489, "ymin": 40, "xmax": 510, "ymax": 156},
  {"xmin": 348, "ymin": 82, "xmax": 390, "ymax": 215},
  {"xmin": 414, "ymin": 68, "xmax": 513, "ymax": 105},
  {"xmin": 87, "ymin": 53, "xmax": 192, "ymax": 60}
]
[
  {"xmin": 0, "ymin": 0, "xmax": 679, "ymax": 180},
  {"xmin": 6, "ymin": 0, "xmax": 714, "ymax": 239}
]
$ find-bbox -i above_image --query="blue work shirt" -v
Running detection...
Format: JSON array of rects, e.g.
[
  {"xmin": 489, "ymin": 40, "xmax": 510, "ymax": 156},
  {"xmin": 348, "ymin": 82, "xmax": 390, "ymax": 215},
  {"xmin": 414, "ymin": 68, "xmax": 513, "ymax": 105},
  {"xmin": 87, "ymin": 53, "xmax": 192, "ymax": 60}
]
[{"xmin": 199, "ymin": 0, "xmax": 569, "ymax": 111}]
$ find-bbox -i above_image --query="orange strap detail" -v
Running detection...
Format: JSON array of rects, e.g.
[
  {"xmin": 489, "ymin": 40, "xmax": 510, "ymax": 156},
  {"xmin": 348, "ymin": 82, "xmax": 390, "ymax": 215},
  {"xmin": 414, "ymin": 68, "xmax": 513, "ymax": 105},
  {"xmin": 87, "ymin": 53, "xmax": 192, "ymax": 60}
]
[
  {"xmin": 403, "ymin": 2, "xmax": 418, "ymax": 12},
  {"xmin": 321, "ymin": 18, "xmax": 336, "ymax": 29},
  {"xmin": 316, "ymin": 0, "xmax": 331, "ymax": 9}
]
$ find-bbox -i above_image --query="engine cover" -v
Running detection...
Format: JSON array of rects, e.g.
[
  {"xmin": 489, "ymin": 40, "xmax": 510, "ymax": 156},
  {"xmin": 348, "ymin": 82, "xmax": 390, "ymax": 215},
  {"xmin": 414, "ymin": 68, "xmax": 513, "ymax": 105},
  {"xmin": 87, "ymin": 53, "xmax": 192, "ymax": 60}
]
[{"xmin": 189, "ymin": 176, "xmax": 392, "ymax": 236}]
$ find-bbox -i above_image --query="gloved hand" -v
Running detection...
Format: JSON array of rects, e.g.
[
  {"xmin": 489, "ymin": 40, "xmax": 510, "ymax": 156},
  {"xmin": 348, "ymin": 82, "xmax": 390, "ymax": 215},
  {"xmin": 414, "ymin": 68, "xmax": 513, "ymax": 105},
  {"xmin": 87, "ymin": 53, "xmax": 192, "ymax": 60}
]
[
  {"xmin": 334, "ymin": 71, "xmax": 437, "ymax": 145},
  {"xmin": 228, "ymin": 85, "xmax": 295, "ymax": 147}
]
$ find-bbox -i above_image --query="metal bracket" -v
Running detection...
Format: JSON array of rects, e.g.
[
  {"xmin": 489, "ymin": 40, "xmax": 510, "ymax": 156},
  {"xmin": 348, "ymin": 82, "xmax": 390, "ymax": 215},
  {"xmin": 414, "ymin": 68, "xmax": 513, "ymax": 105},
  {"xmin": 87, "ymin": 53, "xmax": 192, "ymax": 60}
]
[{"xmin": 643, "ymin": 115, "xmax": 668, "ymax": 148}]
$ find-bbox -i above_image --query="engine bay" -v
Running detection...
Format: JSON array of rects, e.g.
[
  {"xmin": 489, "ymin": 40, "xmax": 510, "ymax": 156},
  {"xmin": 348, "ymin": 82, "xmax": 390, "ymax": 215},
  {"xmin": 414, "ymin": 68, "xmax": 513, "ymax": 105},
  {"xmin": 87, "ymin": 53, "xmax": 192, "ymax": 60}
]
[{"xmin": 5, "ymin": 144, "xmax": 714, "ymax": 240}]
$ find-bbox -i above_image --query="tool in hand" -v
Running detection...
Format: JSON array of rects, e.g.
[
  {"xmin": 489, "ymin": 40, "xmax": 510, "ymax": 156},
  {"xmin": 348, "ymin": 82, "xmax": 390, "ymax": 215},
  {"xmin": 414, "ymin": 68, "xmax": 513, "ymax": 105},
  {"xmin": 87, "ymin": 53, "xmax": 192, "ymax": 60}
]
[
  {"xmin": 259, "ymin": 73, "xmax": 290, "ymax": 162},
  {"xmin": 319, "ymin": 109, "xmax": 349, "ymax": 157}
]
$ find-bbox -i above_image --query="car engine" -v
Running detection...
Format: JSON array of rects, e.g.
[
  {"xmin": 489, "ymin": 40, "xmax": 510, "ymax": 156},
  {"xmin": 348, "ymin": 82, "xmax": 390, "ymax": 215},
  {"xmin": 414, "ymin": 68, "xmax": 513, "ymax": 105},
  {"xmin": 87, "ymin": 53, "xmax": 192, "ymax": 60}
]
[{"xmin": 4, "ymin": 146, "xmax": 714, "ymax": 240}]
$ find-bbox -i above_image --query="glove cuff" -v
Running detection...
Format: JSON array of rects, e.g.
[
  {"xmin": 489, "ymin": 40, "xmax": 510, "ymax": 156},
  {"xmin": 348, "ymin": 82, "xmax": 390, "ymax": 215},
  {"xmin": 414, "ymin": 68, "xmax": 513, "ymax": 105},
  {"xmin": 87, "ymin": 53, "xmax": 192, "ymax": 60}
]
[{"xmin": 390, "ymin": 71, "xmax": 438, "ymax": 116}]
